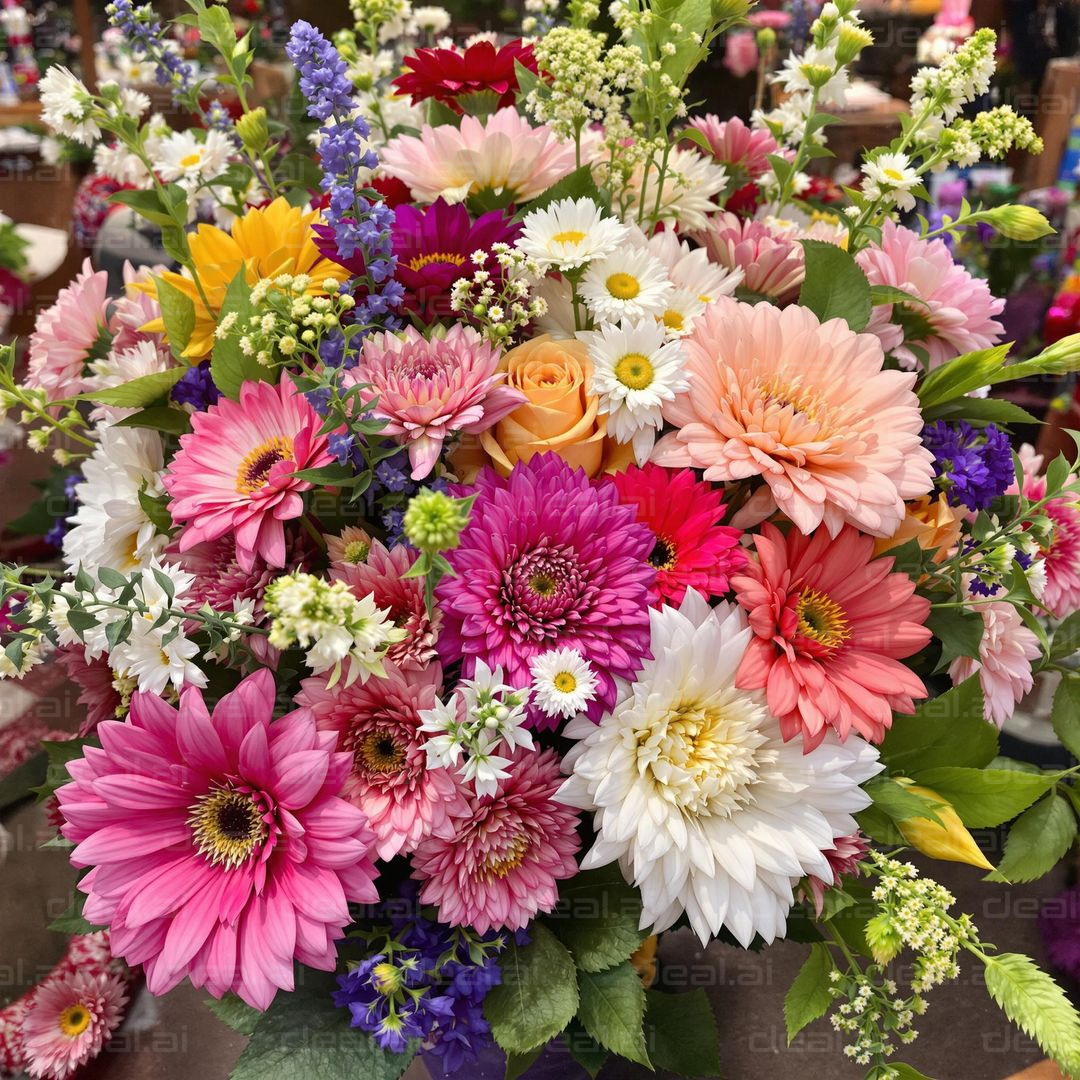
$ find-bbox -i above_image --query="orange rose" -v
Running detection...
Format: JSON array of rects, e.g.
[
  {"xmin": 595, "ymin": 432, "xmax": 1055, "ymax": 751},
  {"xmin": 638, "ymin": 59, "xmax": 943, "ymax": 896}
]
[
  {"xmin": 874, "ymin": 493, "xmax": 961, "ymax": 565},
  {"xmin": 452, "ymin": 335, "xmax": 631, "ymax": 480}
]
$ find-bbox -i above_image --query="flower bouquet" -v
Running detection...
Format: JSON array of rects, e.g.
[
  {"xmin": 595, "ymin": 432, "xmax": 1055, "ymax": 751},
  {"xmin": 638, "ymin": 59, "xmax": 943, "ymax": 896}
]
[{"xmin": 3, "ymin": 1, "xmax": 1080, "ymax": 1078}]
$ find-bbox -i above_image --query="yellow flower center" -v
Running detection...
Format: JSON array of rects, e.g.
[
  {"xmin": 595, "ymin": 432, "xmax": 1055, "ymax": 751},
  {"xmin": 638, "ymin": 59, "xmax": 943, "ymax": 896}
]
[
  {"xmin": 883, "ymin": 167, "xmax": 905, "ymax": 182},
  {"xmin": 551, "ymin": 229, "xmax": 587, "ymax": 245},
  {"xmin": 486, "ymin": 831, "xmax": 529, "ymax": 878},
  {"xmin": 180, "ymin": 151, "xmax": 202, "ymax": 168},
  {"xmin": 662, "ymin": 309, "xmax": 684, "ymax": 331},
  {"xmin": 758, "ymin": 374, "xmax": 826, "ymax": 425},
  {"xmin": 343, "ymin": 540, "xmax": 371, "ymax": 564},
  {"xmin": 405, "ymin": 251, "xmax": 467, "ymax": 272},
  {"xmin": 188, "ymin": 787, "xmax": 266, "ymax": 869},
  {"xmin": 356, "ymin": 730, "xmax": 406, "ymax": 775},
  {"xmin": 236, "ymin": 435, "xmax": 294, "ymax": 494},
  {"xmin": 613, "ymin": 353, "xmax": 654, "ymax": 391},
  {"xmin": 530, "ymin": 573, "xmax": 556, "ymax": 596},
  {"xmin": 58, "ymin": 1005, "xmax": 91, "ymax": 1038},
  {"xmin": 553, "ymin": 671, "xmax": 577, "ymax": 693},
  {"xmin": 795, "ymin": 588, "xmax": 851, "ymax": 649},
  {"xmin": 606, "ymin": 272, "xmax": 641, "ymax": 300}
]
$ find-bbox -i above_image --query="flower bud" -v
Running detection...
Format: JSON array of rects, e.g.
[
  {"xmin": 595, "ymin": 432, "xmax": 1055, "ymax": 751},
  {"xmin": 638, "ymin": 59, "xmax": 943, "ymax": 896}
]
[
  {"xmin": 403, "ymin": 490, "xmax": 473, "ymax": 553},
  {"xmin": 756, "ymin": 27, "xmax": 776, "ymax": 49},
  {"xmin": 834, "ymin": 22, "xmax": 874, "ymax": 63},
  {"xmin": 800, "ymin": 63, "xmax": 836, "ymax": 90},
  {"xmin": 897, "ymin": 785, "xmax": 993, "ymax": 870},
  {"xmin": 236, "ymin": 107, "xmax": 269, "ymax": 154},
  {"xmin": 982, "ymin": 204, "xmax": 1055, "ymax": 242},
  {"xmin": 710, "ymin": 0, "xmax": 751, "ymax": 24}
]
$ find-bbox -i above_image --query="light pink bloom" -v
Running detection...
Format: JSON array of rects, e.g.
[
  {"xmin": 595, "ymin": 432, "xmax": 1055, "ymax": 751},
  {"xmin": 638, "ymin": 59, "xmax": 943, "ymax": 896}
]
[
  {"xmin": 348, "ymin": 326, "xmax": 524, "ymax": 479},
  {"xmin": 804, "ymin": 833, "xmax": 869, "ymax": 916},
  {"xmin": 653, "ymin": 297, "xmax": 934, "ymax": 538},
  {"xmin": 749, "ymin": 9, "xmax": 792, "ymax": 28},
  {"xmin": 109, "ymin": 261, "xmax": 168, "ymax": 354},
  {"xmin": 57, "ymin": 670, "xmax": 380, "ymax": 1010},
  {"xmin": 412, "ymin": 747, "xmax": 580, "ymax": 933},
  {"xmin": 722, "ymin": 30, "xmax": 759, "ymax": 78},
  {"xmin": 1016, "ymin": 468, "xmax": 1080, "ymax": 618},
  {"xmin": 687, "ymin": 114, "xmax": 784, "ymax": 180},
  {"xmin": 855, "ymin": 220, "xmax": 1005, "ymax": 368},
  {"xmin": 698, "ymin": 213, "xmax": 806, "ymax": 303}
]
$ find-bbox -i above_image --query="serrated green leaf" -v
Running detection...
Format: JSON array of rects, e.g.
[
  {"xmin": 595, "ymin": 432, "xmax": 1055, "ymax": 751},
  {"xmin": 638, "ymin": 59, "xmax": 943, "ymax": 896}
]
[
  {"xmin": 869, "ymin": 284, "xmax": 927, "ymax": 307},
  {"xmin": 643, "ymin": 989, "xmax": 722, "ymax": 1077},
  {"xmin": 504, "ymin": 1046, "xmax": 544, "ymax": 1080},
  {"xmin": 988, "ymin": 794, "xmax": 1077, "ymax": 884},
  {"xmin": 562, "ymin": 1021, "xmax": 608, "ymax": 1077},
  {"xmin": 155, "ymin": 276, "xmax": 197, "ymax": 358},
  {"xmin": 921, "ymin": 396, "xmax": 1041, "ymax": 427},
  {"xmin": 576, "ymin": 962, "xmax": 649, "ymax": 1067},
  {"xmin": 206, "ymin": 994, "xmax": 262, "ymax": 1036},
  {"xmin": 784, "ymin": 943, "xmax": 833, "ymax": 1043},
  {"xmin": 515, "ymin": 165, "xmax": 609, "ymax": 216},
  {"xmin": 797, "ymin": 240, "xmax": 872, "ymax": 331},
  {"xmin": 548, "ymin": 869, "xmax": 645, "ymax": 972},
  {"xmin": 80, "ymin": 368, "xmax": 186, "ymax": 408},
  {"xmin": 1053, "ymin": 674, "xmax": 1080, "ymax": 760},
  {"xmin": 910, "ymin": 766, "xmax": 1058, "ymax": 827},
  {"xmin": 1053, "ymin": 613, "xmax": 1080, "ymax": 660}
]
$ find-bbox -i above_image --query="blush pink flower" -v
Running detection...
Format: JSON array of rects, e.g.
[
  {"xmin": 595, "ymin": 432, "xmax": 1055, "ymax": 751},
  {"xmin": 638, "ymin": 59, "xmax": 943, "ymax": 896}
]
[
  {"xmin": 731, "ymin": 523, "xmax": 932, "ymax": 749},
  {"xmin": 652, "ymin": 298, "xmax": 934, "ymax": 538},
  {"xmin": 1019, "ymin": 469, "xmax": 1080, "ymax": 618},
  {"xmin": 56, "ymin": 648, "xmax": 122, "ymax": 735},
  {"xmin": 297, "ymin": 661, "xmax": 466, "ymax": 859},
  {"xmin": 411, "ymin": 747, "xmax": 580, "ymax": 933},
  {"xmin": 698, "ymin": 213, "xmax": 806, "ymax": 303},
  {"xmin": 804, "ymin": 833, "xmax": 869, "ymax": 917},
  {"xmin": 949, "ymin": 600, "xmax": 1041, "ymax": 728},
  {"xmin": 57, "ymin": 670, "xmax": 380, "ymax": 1010},
  {"xmin": 686, "ymin": 114, "xmax": 784, "ymax": 180},
  {"xmin": 348, "ymin": 326, "xmax": 524, "ymax": 479},
  {"xmin": 722, "ymin": 30, "xmax": 759, "ymax": 78},
  {"xmin": 108, "ymin": 261, "xmax": 167, "ymax": 354},
  {"xmin": 855, "ymin": 220, "xmax": 1005, "ymax": 368},
  {"xmin": 163, "ymin": 379, "xmax": 335, "ymax": 571}
]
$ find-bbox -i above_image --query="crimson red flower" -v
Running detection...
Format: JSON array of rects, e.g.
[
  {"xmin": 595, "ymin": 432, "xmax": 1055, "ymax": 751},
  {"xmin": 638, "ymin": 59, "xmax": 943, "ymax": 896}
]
[{"xmin": 393, "ymin": 39, "xmax": 539, "ymax": 114}]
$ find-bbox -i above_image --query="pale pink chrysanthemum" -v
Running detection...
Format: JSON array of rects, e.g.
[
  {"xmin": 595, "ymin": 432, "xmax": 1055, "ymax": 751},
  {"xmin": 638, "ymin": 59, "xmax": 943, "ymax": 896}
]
[
  {"xmin": 804, "ymin": 833, "xmax": 869, "ymax": 917},
  {"xmin": 55, "ymin": 648, "xmax": 122, "ymax": 735},
  {"xmin": 26, "ymin": 258, "xmax": 110, "ymax": 401},
  {"xmin": 412, "ymin": 747, "xmax": 580, "ymax": 933},
  {"xmin": 297, "ymin": 661, "xmax": 466, "ymax": 859},
  {"xmin": 57, "ymin": 670, "xmax": 380, "ymax": 1009},
  {"xmin": 698, "ymin": 212, "xmax": 806, "ymax": 303},
  {"xmin": 326, "ymin": 526, "xmax": 373, "ymax": 568},
  {"xmin": 20, "ymin": 969, "xmax": 128, "ymax": 1080},
  {"xmin": 950, "ymin": 599, "xmax": 1041, "ymax": 728},
  {"xmin": 855, "ymin": 219, "xmax": 1005, "ymax": 369},
  {"xmin": 108, "ymin": 261, "xmax": 168, "ymax": 354},
  {"xmin": 381, "ymin": 108, "xmax": 579, "ymax": 205},
  {"xmin": 163, "ymin": 379, "xmax": 335, "ymax": 571},
  {"xmin": 1017, "ymin": 469, "xmax": 1080, "ymax": 618},
  {"xmin": 686, "ymin": 114, "xmax": 784, "ymax": 180},
  {"xmin": 331, "ymin": 539, "xmax": 441, "ymax": 669},
  {"xmin": 652, "ymin": 298, "xmax": 934, "ymax": 538},
  {"xmin": 347, "ymin": 325, "xmax": 524, "ymax": 479}
]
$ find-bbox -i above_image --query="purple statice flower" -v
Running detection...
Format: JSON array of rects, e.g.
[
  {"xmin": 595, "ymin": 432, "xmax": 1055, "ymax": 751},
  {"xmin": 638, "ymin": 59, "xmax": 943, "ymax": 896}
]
[
  {"xmin": 921, "ymin": 420, "xmax": 1014, "ymax": 510},
  {"xmin": 171, "ymin": 360, "xmax": 221, "ymax": 411},
  {"xmin": 105, "ymin": 0, "xmax": 196, "ymax": 98}
]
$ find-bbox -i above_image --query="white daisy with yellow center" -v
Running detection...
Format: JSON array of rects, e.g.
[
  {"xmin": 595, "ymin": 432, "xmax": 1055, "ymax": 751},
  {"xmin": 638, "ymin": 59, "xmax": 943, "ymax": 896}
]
[
  {"xmin": 580, "ymin": 247, "xmax": 674, "ymax": 324},
  {"xmin": 517, "ymin": 196, "xmax": 630, "ymax": 271},
  {"xmin": 861, "ymin": 151, "xmax": 921, "ymax": 212},
  {"xmin": 656, "ymin": 288, "xmax": 707, "ymax": 340},
  {"xmin": 154, "ymin": 129, "xmax": 233, "ymax": 193},
  {"xmin": 529, "ymin": 647, "xmax": 599, "ymax": 720}
]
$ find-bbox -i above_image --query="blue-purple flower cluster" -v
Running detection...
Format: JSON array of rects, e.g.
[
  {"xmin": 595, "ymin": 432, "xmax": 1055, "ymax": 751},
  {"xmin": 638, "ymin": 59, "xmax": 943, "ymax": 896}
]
[
  {"xmin": 921, "ymin": 420, "xmax": 1014, "ymax": 510},
  {"xmin": 171, "ymin": 360, "xmax": 221, "ymax": 411},
  {"xmin": 105, "ymin": 0, "xmax": 196, "ymax": 97}
]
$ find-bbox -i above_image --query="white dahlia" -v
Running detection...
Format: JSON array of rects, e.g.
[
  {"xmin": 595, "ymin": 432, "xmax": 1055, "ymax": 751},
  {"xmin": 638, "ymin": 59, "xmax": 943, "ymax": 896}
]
[{"xmin": 558, "ymin": 591, "xmax": 881, "ymax": 946}]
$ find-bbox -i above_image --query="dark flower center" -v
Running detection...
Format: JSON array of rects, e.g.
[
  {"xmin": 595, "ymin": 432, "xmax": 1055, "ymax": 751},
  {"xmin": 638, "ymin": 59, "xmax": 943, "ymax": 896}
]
[
  {"xmin": 356, "ymin": 729, "xmax": 407, "ymax": 775},
  {"xmin": 648, "ymin": 536, "xmax": 677, "ymax": 571},
  {"xmin": 188, "ymin": 787, "xmax": 267, "ymax": 869},
  {"xmin": 236, "ymin": 436, "xmax": 293, "ymax": 494}
]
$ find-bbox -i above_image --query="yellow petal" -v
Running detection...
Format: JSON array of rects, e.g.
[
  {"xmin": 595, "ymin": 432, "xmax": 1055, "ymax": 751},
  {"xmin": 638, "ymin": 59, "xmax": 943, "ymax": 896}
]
[{"xmin": 898, "ymin": 785, "xmax": 994, "ymax": 870}]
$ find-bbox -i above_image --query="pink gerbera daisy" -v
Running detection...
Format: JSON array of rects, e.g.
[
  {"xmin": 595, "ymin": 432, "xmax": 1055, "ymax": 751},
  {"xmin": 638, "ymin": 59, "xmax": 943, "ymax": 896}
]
[
  {"xmin": 652, "ymin": 298, "xmax": 934, "ymax": 538},
  {"xmin": 698, "ymin": 213, "xmax": 806, "ymax": 303},
  {"xmin": 612, "ymin": 463, "xmax": 745, "ymax": 607},
  {"xmin": 411, "ymin": 747, "xmax": 580, "ymax": 933},
  {"xmin": 57, "ymin": 670, "xmax": 380, "ymax": 1010},
  {"xmin": 25, "ymin": 258, "xmax": 110, "ymax": 401},
  {"xmin": 20, "ymin": 970, "xmax": 128, "ymax": 1080},
  {"xmin": 686, "ymin": 114, "xmax": 784, "ymax": 181},
  {"xmin": 297, "ymin": 661, "xmax": 466, "ymax": 859},
  {"xmin": 731, "ymin": 523, "xmax": 932, "ymax": 749},
  {"xmin": 347, "ymin": 326, "xmax": 524, "ymax": 480},
  {"xmin": 163, "ymin": 379, "xmax": 335, "ymax": 571},
  {"xmin": 855, "ymin": 220, "xmax": 1005, "ymax": 369},
  {"xmin": 436, "ymin": 454, "xmax": 656, "ymax": 726}
]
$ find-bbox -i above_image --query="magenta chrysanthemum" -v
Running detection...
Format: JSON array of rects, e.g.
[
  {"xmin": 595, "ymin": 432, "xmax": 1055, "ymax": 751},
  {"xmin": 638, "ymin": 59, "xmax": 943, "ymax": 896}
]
[
  {"xmin": 699, "ymin": 213, "xmax": 806, "ymax": 303},
  {"xmin": 436, "ymin": 454, "xmax": 656, "ymax": 726},
  {"xmin": 297, "ymin": 661, "xmax": 466, "ymax": 859},
  {"xmin": 411, "ymin": 747, "xmax": 580, "ymax": 933},
  {"xmin": 57, "ymin": 670, "xmax": 380, "ymax": 1010}
]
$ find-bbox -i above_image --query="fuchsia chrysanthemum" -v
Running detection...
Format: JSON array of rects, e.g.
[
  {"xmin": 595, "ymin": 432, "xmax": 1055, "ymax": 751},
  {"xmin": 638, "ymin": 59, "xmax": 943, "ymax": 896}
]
[
  {"xmin": 804, "ymin": 833, "xmax": 870, "ymax": 917},
  {"xmin": 612, "ymin": 464, "xmax": 745, "ymax": 607},
  {"xmin": 436, "ymin": 453, "xmax": 656, "ymax": 727},
  {"xmin": 411, "ymin": 747, "xmax": 580, "ymax": 934},
  {"xmin": 686, "ymin": 114, "xmax": 784, "ymax": 181},
  {"xmin": 698, "ymin": 213, "xmax": 806, "ymax": 303},
  {"xmin": 732, "ymin": 523, "xmax": 932, "ymax": 749},
  {"xmin": 57, "ymin": 670, "xmax": 380, "ymax": 1010},
  {"xmin": 348, "ymin": 326, "xmax": 524, "ymax": 480},
  {"xmin": 163, "ymin": 379, "xmax": 335, "ymax": 571},
  {"xmin": 297, "ymin": 661, "xmax": 466, "ymax": 860},
  {"xmin": 855, "ymin": 219, "xmax": 1005, "ymax": 369}
]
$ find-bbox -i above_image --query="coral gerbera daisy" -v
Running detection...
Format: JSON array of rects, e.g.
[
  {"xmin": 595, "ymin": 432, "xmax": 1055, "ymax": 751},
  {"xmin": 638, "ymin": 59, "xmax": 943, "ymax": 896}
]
[
  {"xmin": 412, "ymin": 746, "xmax": 580, "ymax": 934},
  {"xmin": 163, "ymin": 378, "xmax": 335, "ymax": 571},
  {"xmin": 652, "ymin": 298, "xmax": 934, "ymax": 538},
  {"xmin": 436, "ymin": 453, "xmax": 656, "ymax": 727},
  {"xmin": 612, "ymin": 463, "xmax": 745, "ymax": 607},
  {"xmin": 731, "ymin": 523, "xmax": 932, "ymax": 748},
  {"xmin": 558, "ymin": 592, "xmax": 880, "ymax": 946},
  {"xmin": 57, "ymin": 670, "xmax": 380, "ymax": 1009}
]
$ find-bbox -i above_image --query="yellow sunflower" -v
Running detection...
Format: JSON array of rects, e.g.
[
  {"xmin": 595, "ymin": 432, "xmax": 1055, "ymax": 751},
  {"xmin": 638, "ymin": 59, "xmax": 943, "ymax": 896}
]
[{"xmin": 138, "ymin": 198, "xmax": 352, "ymax": 359}]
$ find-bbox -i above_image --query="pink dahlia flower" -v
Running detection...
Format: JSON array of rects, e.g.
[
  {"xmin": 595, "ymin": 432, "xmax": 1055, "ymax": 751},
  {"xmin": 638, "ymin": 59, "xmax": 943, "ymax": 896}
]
[
  {"xmin": 297, "ymin": 661, "xmax": 466, "ymax": 859},
  {"xmin": 20, "ymin": 969, "xmax": 127, "ymax": 1080},
  {"xmin": 331, "ymin": 538, "xmax": 441, "ymax": 669},
  {"xmin": 698, "ymin": 213, "xmax": 805, "ymax": 303},
  {"xmin": 949, "ymin": 600, "xmax": 1041, "ymax": 728},
  {"xmin": 732, "ymin": 523, "xmax": 932, "ymax": 749},
  {"xmin": 437, "ymin": 453, "xmax": 656, "ymax": 727},
  {"xmin": 1019, "ymin": 469, "xmax": 1080, "ymax": 618},
  {"xmin": 26, "ymin": 258, "xmax": 110, "ymax": 401},
  {"xmin": 804, "ymin": 833, "xmax": 869, "ymax": 917},
  {"xmin": 108, "ymin": 261, "xmax": 167, "ymax": 354},
  {"xmin": 55, "ymin": 648, "xmax": 122, "ymax": 735},
  {"xmin": 855, "ymin": 220, "xmax": 1005, "ymax": 369},
  {"xmin": 652, "ymin": 298, "xmax": 934, "ymax": 538},
  {"xmin": 348, "ymin": 326, "xmax": 524, "ymax": 479},
  {"xmin": 687, "ymin": 115, "xmax": 783, "ymax": 180},
  {"xmin": 412, "ymin": 746, "xmax": 580, "ymax": 933},
  {"xmin": 163, "ymin": 379, "xmax": 335, "ymax": 571},
  {"xmin": 57, "ymin": 670, "xmax": 380, "ymax": 1009}
]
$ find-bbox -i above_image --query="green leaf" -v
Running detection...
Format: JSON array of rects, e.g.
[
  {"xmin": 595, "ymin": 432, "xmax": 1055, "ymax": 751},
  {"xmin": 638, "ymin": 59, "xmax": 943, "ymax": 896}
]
[
  {"xmin": 982, "ymin": 953, "xmax": 1080, "ymax": 1077},
  {"xmin": 988, "ymin": 794, "xmax": 1077, "ymax": 884},
  {"xmin": 548, "ymin": 868, "xmax": 646, "ymax": 972},
  {"xmin": 1053, "ymin": 613, "xmax": 1080, "ymax": 660},
  {"xmin": 205, "ymin": 994, "xmax": 262, "ymax": 1036},
  {"xmin": 917, "ymin": 344, "xmax": 1013, "ymax": 410},
  {"xmin": 504, "ymin": 1047, "xmax": 544, "ymax": 1080},
  {"xmin": 643, "ymin": 989, "xmax": 722, "ymax": 1077},
  {"xmin": 211, "ymin": 269, "xmax": 268, "ymax": 400},
  {"xmin": 114, "ymin": 405, "xmax": 193, "ymax": 436},
  {"xmin": 562, "ymin": 1021, "xmax": 608, "ymax": 1077},
  {"xmin": 576, "ymin": 962, "xmax": 650, "ymax": 1067},
  {"xmin": 910, "ymin": 765, "xmax": 1058, "ymax": 827},
  {"xmin": 864, "ymin": 776, "xmax": 944, "ymax": 827},
  {"xmin": 869, "ymin": 284, "xmax": 927, "ymax": 307},
  {"xmin": 796, "ymin": 240, "xmax": 872, "ymax": 331},
  {"xmin": 138, "ymin": 490, "xmax": 175, "ymax": 536},
  {"xmin": 1053, "ymin": 675, "xmax": 1080, "ymax": 760},
  {"xmin": 80, "ymin": 368, "xmax": 186, "ymax": 408},
  {"xmin": 0, "ymin": 749, "xmax": 47, "ymax": 812},
  {"xmin": 33, "ymin": 738, "xmax": 94, "ymax": 802},
  {"xmin": 517, "ymin": 165, "xmax": 609, "ymax": 216},
  {"xmin": 484, "ymin": 923, "xmax": 579, "ymax": 1055},
  {"xmin": 867, "ymin": 1066, "xmax": 935, "ymax": 1080},
  {"xmin": 784, "ymin": 943, "xmax": 834, "ymax": 1043},
  {"xmin": 155, "ymin": 276, "xmax": 197, "ymax": 358},
  {"xmin": 48, "ymin": 892, "xmax": 103, "ymax": 935},
  {"xmin": 921, "ymin": 396, "xmax": 1041, "ymax": 427},
  {"xmin": 927, "ymin": 607, "xmax": 985, "ymax": 672},
  {"xmin": 108, "ymin": 187, "xmax": 175, "ymax": 228}
]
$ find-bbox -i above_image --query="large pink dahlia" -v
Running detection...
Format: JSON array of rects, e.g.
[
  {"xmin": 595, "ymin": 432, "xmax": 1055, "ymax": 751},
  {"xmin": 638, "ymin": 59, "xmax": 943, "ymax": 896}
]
[
  {"xmin": 731, "ymin": 523, "xmax": 932, "ymax": 749},
  {"xmin": 56, "ymin": 670, "xmax": 379, "ymax": 1010},
  {"xmin": 652, "ymin": 298, "xmax": 934, "ymax": 538},
  {"xmin": 698, "ymin": 213, "xmax": 806, "ymax": 303},
  {"xmin": 163, "ymin": 379, "xmax": 335, "ymax": 571},
  {"xmin": 347, "ymin": 326, "xmax": 524, "ymax": 480},
  {"xmin": 297, "ymin": 661, "xmax": 465, "ymax": 859},
  {"xmin": 437, "ymin": 453, "xmax": 656, "ymax": 726},
  {"xmin": 411, "ymin": 747, "xmax": 580, "ymax": 933}
]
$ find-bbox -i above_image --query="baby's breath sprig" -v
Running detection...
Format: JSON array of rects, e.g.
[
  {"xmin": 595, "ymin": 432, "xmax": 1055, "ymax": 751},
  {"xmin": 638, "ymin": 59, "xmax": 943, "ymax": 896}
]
[{"xmin": 449, "ymin": 245, "xmax": 548, "ymax": 346}]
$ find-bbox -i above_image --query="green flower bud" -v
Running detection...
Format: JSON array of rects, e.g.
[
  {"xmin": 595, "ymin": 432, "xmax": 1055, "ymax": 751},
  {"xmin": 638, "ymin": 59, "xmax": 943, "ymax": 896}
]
[
  {"xmin": 403, "ymin": 490, "xmax": 472, "ymax": 553},
  {"xmin": 834, "ymin": 23, "xmax": 874, "ymax": 64},
  {"xmin": 710, "ymin": 0, "xmax": 751, "ymax": 24},
  {"xmin": 982, "ymin": 204, "xmax": 1055, "ymax": 242},
  {"xmin": 800, "ymin": 63, "xmax": 836, "ymax": 90},
  {"xmin": 756, "ymin": 27, "xmax": 777, "ymax": 49},
  {"xmin": 236, "ymin": 107, "xmax": 269, "ymax": 155}
]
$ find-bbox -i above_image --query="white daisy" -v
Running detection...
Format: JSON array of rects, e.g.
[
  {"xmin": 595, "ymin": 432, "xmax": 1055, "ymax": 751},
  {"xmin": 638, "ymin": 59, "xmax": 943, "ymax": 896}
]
[
  {"xmin": 581, "ymin": 248, "xmax": 674, "ymax": 323},
  {"xmin": 635, "ymin": 227, "xmax": 743, "ymax": 305},
  {"xmin": 93, "ymin": 142, "xmax": 152, "ymax": 188},
  {"xmin": 656, "ymin": 289, "xmax": 707, "ymax": 339},
  {"xmin": 39, "ymin": 66, "xmax": 99, "ymax": 145},
  {"xmin": 777, "ymin": 45, "xmax": 851, "ymax": 107},
  {"xmin": 517, "ymin": 197, "xmax": 630, "ymax": 271},
  {"xmin": 154, "ymin": 129, "xmax": 234, "ymax": 193},
  {"xmin": 412, "ymin": 5, "xmax": 451, "ymax": 32},
  {"xmin": 530, "ymin": 647, "xmax": 599, "ymax": 721},
  {"xmin": 114, "ymin": 611, "xmax": 205, "ymax": 694},
  {"xmin": 558, "ymin": 591, "xmax": 881, "ymax": 947},
  {"xmin": 861, "ymin": 151, "xmax": 922, "ymax": 212},
  {"xmin": 578, "ymin": 319, "xmax": 689, "ymax": 464}
]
